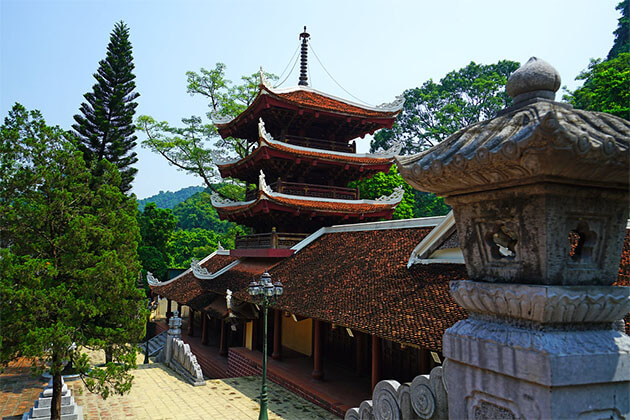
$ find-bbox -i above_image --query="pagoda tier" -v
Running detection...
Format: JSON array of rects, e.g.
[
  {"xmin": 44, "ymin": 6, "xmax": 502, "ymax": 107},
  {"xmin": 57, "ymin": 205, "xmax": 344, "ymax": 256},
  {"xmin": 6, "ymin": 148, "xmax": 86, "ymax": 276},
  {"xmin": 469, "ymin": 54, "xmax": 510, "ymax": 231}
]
[
  {"xmin": 211, "ymin": 171, "xmax": 404, "ymax": 233},
  {"xmin": 217, "ymin": 119, "xmax": 402, "ymax": 185},
  {"xmin": 212, "ymin": 70, "xmax": 404, "ymax": 144}
]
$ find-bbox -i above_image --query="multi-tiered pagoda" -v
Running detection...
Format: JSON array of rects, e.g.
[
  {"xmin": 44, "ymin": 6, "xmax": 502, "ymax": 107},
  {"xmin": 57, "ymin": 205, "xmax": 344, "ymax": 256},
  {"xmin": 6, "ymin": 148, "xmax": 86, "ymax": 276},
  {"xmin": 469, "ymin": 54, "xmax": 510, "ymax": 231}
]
[{"xmin": 211, "ymin": 28, "xmax": 405, "ymax": 256}]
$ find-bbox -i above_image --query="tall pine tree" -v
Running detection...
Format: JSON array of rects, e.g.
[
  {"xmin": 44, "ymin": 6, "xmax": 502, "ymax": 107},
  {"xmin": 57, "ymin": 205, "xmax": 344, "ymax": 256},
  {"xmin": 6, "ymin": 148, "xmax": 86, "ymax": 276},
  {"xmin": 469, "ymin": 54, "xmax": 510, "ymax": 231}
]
[{"xmin": 73, "ymin": 21, "xmax": 139, "ymax": 193}]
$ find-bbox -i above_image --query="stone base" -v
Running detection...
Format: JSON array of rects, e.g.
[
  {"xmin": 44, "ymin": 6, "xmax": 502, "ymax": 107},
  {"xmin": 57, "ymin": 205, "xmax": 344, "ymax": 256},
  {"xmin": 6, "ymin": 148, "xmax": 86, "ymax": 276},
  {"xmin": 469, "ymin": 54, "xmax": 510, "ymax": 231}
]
[
  {"xmin": 444, "ymin": 318, "xmax": 630, "ymax": 419},
  {"xmin": 22, "ymin": 378, "xmax": 83, "ymax": 420}
]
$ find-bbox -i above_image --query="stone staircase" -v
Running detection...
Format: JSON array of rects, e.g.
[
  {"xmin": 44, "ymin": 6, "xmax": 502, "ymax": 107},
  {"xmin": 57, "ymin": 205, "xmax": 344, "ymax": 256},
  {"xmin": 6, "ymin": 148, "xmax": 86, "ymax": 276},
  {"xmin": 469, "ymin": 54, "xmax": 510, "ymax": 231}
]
[{"xmin": 138, "ymin": 331, "xmax": 167, "ymax": 357}]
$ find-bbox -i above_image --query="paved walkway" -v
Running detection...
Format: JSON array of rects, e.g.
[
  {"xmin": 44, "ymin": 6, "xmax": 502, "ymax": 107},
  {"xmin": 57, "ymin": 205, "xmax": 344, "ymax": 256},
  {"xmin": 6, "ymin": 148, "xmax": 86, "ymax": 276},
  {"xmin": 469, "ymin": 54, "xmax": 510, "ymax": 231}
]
[{"xmin": 1, "ymin": 360, "xmax": 338, "ymax": 419}]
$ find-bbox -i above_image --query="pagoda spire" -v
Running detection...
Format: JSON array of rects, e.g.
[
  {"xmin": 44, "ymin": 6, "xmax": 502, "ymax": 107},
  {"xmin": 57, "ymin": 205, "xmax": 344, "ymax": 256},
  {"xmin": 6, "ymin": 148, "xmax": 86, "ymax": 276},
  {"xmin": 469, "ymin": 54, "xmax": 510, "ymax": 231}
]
[{"xmin": 298, "ymin": 26, "xmax": 310, "ymax": 86}]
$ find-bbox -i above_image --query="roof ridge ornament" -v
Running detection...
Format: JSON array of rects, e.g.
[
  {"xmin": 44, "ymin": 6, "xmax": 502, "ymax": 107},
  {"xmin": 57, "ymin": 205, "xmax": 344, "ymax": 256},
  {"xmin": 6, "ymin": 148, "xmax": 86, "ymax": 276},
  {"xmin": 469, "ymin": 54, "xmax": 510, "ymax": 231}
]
[
  {"xmin": 259, "ymin": 170, "xmax": 273, "ymax": 194},
  {"xmin": 210, "ymin": 110, "xmax": 233, "ymax": 125},
  {"xmin": 376, "ymin": 94, "xmax": 405, "ymax": 112},
  {"xmin": 375, "ymin": 185, "xmax": 405, "ymax": 204},
  {"xmin": 191, "ymin": 259, "xmax": 213, "ymax": 279},
  {"xmin": 375, "ymin": 138, "xmax": 404, "ymax": 156},
  {"xmin": 210, "ymin": 191, "xmax": 241, "ymax": 206},
  {"xmin": 258, "ymin": 117, "xmax": 273, "ymax": 143},
  {"xmin": 298, "ymin": 26, "xmax": 310, "ymax": 86},
  {"xmin": 259, "ymin": 66, "xmax": 272, "ymax": 89},
  {"xmin": 146, "ymin": 271, "xmax": 162, "ymax": 286}
]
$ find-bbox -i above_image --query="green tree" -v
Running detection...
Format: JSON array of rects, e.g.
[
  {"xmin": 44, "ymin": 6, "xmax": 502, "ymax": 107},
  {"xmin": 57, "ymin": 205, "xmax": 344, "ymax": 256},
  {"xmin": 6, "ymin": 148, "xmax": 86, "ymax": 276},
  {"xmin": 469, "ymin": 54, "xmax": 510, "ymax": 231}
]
[
  {"xmin": 137, "ymin": 186, "xmax": 205, "ymax": 211},
  {"xmin": 371, "ymin": 60, "xmax": 520, "ymax": 154},
  {"xmin": 608, "ymin": 0, "xmax": 629, "ymax": 60},
  {"xmin": 138, "ymin": 203, "xmax": 177, "ymax": 281},
  {"xmin": 349, "ymin": 166, "xmax": 416, "ymax": 220},
  {"xmin": 413, "ymin": 191, "xmax": 450, "ymax": 218},
  {"xmin": 173, "ymin": 190, "xmax": 235, "ymax": 232},
  {"xmin": 73, "ymin": 21, "xmax": 140, "ymax": 194},
  {"xmin": 564, "ymin": 54, "xmax": 629, "ymax": 120},
  {"xmin": 137, "ymin": 63, "xmax": 277, "ymax": 198},
  {"xmin": 167, "ymin": 229, "xmax": 219, "ymax": 268},
  {"xmin": 0, "ymin": 104, "xmax": 145, "ymax": 419}
]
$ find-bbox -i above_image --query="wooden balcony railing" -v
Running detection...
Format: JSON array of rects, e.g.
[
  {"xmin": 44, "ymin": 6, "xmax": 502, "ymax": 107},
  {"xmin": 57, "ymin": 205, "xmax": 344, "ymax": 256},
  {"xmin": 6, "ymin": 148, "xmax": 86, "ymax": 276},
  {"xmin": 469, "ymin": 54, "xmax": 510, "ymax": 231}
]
[
  {"xmin": 235, "ymin": 230, "xmax": 310, "ymax": 249},
  {"xmin": 246, "ymin": 180, "xmax": 359, "ymax": 201},
  {"xmin": 283, "ymin": 135, "xmax": 356, "ymax": 153}
]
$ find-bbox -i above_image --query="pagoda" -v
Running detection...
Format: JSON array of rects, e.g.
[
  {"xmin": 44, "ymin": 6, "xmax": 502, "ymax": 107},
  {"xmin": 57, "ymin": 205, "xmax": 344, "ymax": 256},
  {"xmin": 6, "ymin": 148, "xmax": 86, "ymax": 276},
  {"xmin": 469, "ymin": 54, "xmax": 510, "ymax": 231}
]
[{"xmin": 211, "ymin": 28, "xmax": 405, "ymax": 256}]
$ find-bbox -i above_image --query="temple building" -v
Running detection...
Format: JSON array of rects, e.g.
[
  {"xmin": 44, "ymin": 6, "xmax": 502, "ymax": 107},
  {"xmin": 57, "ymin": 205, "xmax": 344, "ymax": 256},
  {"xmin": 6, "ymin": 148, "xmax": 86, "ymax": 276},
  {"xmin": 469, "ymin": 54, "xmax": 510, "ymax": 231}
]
[{"xmin": 149, "ymin": 35, "xmax": 630, "ymax": 417}]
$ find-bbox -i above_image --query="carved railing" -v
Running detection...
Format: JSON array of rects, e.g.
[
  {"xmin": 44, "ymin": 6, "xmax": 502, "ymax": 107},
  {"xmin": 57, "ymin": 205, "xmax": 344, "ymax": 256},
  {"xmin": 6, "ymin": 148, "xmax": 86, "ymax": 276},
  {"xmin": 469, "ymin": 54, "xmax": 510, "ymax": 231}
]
[
  {"xmin": 283, "ymin": 134, "xmax": 355, "ymax": 153},
  {"xmin": 246, "ymin": 180, "xmax": 359, "ymax": 201},
  {"xmin": 235, "ymin": 231, "xmax": 310, "ymax": 249},
  {"xmin": 345, "ymin": 365, "xmax": 448, "ymax": 420}
]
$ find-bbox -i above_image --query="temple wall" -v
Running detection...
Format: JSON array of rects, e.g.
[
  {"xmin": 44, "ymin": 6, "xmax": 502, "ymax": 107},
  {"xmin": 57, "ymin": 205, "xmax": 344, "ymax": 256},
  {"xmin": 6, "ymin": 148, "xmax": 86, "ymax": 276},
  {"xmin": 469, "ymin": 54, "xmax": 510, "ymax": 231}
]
[{"xmin": 282, "ymin": 316, "xmax": 312, "ymax": 356}]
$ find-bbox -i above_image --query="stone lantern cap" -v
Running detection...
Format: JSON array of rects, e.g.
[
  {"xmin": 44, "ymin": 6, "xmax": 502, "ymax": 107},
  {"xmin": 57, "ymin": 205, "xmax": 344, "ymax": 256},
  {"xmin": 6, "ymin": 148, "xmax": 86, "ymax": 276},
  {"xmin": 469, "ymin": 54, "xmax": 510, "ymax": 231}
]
[
  {"xmin": 397, "ymin": 58, "xmax": 630, "ymax": 285},
  {"xmin": 396, "ymin": 58, "xmax": 630, "ymax": 198}
]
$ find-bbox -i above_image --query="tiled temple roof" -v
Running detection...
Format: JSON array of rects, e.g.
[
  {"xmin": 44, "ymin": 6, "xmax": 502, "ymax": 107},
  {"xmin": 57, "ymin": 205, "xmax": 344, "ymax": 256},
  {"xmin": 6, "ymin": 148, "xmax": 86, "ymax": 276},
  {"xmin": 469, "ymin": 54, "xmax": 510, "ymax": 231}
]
[
  {"xmin": 212, "ymin": 80, "xmax": 404, "ymax": 130},
  {"xmin": 152, "ymin": 220, "xmax": 630, "ymax": 348}
]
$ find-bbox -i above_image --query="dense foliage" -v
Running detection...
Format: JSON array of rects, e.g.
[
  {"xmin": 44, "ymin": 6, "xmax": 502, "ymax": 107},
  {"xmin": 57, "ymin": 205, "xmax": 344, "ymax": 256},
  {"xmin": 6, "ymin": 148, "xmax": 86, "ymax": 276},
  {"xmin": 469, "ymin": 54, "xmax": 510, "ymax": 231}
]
[
  {"xmin": 137, "ymin": 203, "xmax": 177, "ymax": 281},
  {"xmin": 607, "ymin": 0, "xmax": 629, "ymax": 60},
  {"xmin": 371, "ymin": 60, "xmax": 520, "ymax": 154},
  {"xmin": 0, "ymin": 104, "xmax": 145, "ymax": 418},
  {"xmin": 73, "ymin": 21, "xmax": 140, "ymax": 193},
  {"xmin": 138, "ymin": 186, "xmax": 204, "ymax": 211},
  {"xmin": 564, "ymin": 2, "xmax": 629, "ymax": 120}
]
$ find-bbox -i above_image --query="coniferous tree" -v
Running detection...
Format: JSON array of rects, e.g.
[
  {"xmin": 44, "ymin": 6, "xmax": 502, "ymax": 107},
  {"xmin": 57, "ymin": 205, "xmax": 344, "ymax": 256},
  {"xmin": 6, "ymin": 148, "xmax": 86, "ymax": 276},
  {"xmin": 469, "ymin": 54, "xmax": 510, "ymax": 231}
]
[{"xmin": 73, "ymin": 21, "xmax": 139, "ymax": 193}]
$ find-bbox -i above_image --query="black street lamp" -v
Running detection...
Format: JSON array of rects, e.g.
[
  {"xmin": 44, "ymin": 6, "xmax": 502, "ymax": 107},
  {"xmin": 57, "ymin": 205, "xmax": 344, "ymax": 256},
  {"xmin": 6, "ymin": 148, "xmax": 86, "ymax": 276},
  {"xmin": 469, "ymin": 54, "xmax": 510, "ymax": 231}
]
[
  {"xmin": 248, "ymin": 271, "xmax": 283, "ymax": 420},
  {"xmin": 144, "ymin": 298, "xmax": 158, "ymax": 364}
]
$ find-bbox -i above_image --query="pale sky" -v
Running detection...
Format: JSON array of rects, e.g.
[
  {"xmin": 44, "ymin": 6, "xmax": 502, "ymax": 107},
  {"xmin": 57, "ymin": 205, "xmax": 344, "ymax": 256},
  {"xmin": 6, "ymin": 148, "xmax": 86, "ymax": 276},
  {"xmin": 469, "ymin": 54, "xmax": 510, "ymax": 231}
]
[{"xmin": 1, "ymin": 0, "xmax": 621, "ymax": 199}]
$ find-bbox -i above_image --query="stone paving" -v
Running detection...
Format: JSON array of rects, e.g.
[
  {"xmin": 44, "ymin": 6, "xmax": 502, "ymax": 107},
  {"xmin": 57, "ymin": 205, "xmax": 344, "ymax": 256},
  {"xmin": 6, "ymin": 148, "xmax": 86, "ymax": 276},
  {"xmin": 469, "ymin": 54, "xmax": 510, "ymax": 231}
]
[{"xmin": 1, "ymin": 360, "xmax": 338, "ymax": 420}]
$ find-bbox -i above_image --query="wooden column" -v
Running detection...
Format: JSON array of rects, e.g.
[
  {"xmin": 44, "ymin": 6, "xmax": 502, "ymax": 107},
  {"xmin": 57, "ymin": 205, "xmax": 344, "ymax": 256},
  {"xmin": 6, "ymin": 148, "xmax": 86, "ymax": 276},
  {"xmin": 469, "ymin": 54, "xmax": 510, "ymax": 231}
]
[
  {"xmin": 187, "ymin": 309, "xmax": 194, "ymax": 336},
  {"xmin": 371, "ymin": 335, "xmax": 381, "ymax": 390},
  {"xmin": 355, "ymin": 331, "xmax": 364, "ymax": 375},
  {"xmin": 272, "ymin": 309, "xmax": 282, "ymax": 360},
  {"xmin": 219, "ymin": 319, "xmax": 228, "ymax": 356},
  {"xmin": 166, "ymin": 299, "xmax": 172, "ymax": 323},
  {"xmin": 201, "ymin": 312, "xmax": 208, "ymax": 345},
  {"xmin": 312, "ymin": 319, "xmax": 323, "ymax": 380},
  {"xmin": 177, "ymin": 302, "xmax": 182, "ymax": 314}
]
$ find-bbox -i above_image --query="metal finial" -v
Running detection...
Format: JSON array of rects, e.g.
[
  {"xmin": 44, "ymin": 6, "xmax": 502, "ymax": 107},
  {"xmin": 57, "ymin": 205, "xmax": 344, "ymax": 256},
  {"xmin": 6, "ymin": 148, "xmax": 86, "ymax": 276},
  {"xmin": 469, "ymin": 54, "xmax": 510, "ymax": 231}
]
[{"xmin": 298, "ymin": 26, "xmax": 310, "ymax": 86}]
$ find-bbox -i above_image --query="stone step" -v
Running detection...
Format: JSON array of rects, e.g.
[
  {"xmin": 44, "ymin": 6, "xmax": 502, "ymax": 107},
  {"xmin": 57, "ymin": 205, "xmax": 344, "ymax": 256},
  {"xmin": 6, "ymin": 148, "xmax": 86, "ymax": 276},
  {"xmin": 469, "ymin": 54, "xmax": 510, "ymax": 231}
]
[
  {"xmin": 35, "ymin": 393, "xmax": 72, "ymax": 408},
  {"xmin": 139, "ymin": 331, "xmax": 167, "ymax": 357},
  {"xmin": 32, "ymin": 397, "xmax": 75, "ymax": 417}
]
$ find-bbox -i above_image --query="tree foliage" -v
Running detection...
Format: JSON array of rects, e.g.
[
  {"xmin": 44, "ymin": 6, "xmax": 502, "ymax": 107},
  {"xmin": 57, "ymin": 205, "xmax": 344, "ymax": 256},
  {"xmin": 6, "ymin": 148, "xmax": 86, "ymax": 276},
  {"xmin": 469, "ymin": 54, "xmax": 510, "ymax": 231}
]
[
  {"xmin": 0, "ymin": 104, "xmax": 145, "ymax": 418},
  {"xmin": 608, "ymin": 0, "xmax": 630, "ymax": 60},
  {"xmin": 72, "ymin": 21, "xmax": 140, "ymax": 194},
  {"xmin": 564, "ymin": 2, "xmax": 630, "ymax": 120},
  {"xmin": 137, "ymin": 186, "xmax": 205, "ymax": 211},
  {"xmin": 371, "ymin": 60, "xmax": 519, "ymax": 154},
  {"xmin": 349, "ymin": 166, "xmax": 416, "ymax": 220},
  {"xmin": 137, "ymin": 203, "xmax": 177, "ymax": 281},
  {"xmin": 138, "ymin": 64, "xmax": 277, "ymax": 198},
  {"xmin": 563, "ymin": 53, "xmax": 629, "ymax": 120}
]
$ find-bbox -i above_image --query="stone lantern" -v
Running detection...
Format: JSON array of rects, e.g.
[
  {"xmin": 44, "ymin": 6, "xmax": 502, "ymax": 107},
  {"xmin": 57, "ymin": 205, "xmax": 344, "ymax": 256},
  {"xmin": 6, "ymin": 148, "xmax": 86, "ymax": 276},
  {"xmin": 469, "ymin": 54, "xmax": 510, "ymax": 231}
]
[{"xmin": 397, "ymin": 57, "xmax": 630, "ymax": 419}]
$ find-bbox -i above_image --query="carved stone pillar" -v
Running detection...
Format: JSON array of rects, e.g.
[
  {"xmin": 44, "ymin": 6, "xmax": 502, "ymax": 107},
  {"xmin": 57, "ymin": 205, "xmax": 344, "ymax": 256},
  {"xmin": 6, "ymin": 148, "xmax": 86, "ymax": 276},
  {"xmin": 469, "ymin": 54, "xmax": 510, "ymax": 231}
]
[
  {"xmin": 201, "ymin": 312, "xmax": 208, "ymax": 345},
  {"xmin": 397, "ymin": 57, "xmax": 630, "ymax": 418},
  {"xmin": 272, "ymin": 309, "xmax": 282, "ymax": 360},
  {"xmin": 164, "ymin": 310, "xmax": 182, "ymax": 364},
  {"xmin": 312, "ymin": 319, "xmax": 323, "ymax": 380}
]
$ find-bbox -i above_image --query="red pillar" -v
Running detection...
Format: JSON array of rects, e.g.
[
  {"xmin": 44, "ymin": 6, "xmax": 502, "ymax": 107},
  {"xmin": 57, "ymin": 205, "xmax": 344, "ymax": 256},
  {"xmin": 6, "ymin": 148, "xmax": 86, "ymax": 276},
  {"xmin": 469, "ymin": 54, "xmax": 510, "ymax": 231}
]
[
  {"xmin": 219, "ymin": 319, "xmax": 228, "ymax": 356},
  {"xmin": 201, "ymin": 312, "xmax": 208, "ymax": 345},
  {"xmin": 312, "ymin": 319, "xmax": 323, "ymax": 380},
  {"xmin": 272, "ymin": 309, "xmax": 282, "ymax": 360},
  {"xmin": 187, "ymin": 309, "xmax": 194, "ymax": 336},
  {"xmin": 355, "ymin": 331, "xmax": 364, "ymax": 375},
  {"xmin": 371, "ymin": 335, "xmax": 381, "ymax": 390}
]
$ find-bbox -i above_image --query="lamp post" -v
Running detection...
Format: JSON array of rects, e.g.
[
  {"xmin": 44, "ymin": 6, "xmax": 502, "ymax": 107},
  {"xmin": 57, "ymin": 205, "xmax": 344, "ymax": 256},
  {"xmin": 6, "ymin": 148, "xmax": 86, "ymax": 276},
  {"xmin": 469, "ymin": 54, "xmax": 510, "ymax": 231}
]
[{"xmin": 248, "ymin": 272, "xmax": 283, "ymax": 420}]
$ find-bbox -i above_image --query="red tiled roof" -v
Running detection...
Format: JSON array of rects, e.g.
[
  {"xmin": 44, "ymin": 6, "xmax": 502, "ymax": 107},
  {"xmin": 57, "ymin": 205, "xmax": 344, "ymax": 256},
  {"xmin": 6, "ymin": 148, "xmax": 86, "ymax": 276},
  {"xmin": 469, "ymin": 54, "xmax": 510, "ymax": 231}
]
[
  {"xmin": 274, "ymin": 89, "xmax": 399, "ymax": 118},
  {"xmin": 151, "ymin": 255, "xmax": 279, "ymax": 313},
  {"xmin": 215, "ymin": 193, "xmax": 398, "ymax": 218},
  {"xmin": 234, "ymin": 227, "xmax": 468, "ymax": 351}
]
